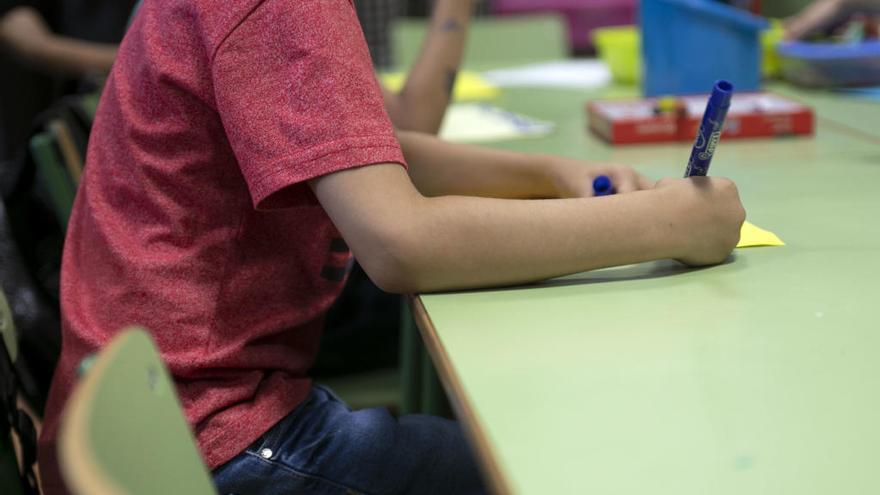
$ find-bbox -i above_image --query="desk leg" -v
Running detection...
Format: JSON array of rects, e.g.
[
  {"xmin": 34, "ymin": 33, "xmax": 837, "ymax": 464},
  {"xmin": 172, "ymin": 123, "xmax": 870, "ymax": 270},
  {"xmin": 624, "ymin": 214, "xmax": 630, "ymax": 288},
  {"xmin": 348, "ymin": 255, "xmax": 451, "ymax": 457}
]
[
  {"xmin": 399, "ymin": 300, "xmax": 422, "ymax": 414},
  {"xmin": 401, "ymin": 299, "xmax": 452, "ymax": 417},
  {"xmin": 419, "ymin": 347, "xmax": 452, "ymax": 417}
]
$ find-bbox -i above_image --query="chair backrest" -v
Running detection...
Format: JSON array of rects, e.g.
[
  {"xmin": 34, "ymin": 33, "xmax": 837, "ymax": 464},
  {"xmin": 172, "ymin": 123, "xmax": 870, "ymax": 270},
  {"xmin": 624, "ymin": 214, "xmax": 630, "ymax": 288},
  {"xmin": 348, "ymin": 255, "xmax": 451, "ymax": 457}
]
[
  {"xmin": 0, "ymin": 288, "xmax": 16, "ymax": 363},
  {"xmin": 48, "ymin": 119, "xmax": 84, "ymax": 185},
  {"xmin": 0, "ymin": 288, "xmax": 25, "ymax": 495},
  {"xmin": 29, "ymin": 132, "xmax": 76, "ymax": 228},
  {"xmin": 59, "ymin": 328, "xmax": 217, "ymax": 495}
]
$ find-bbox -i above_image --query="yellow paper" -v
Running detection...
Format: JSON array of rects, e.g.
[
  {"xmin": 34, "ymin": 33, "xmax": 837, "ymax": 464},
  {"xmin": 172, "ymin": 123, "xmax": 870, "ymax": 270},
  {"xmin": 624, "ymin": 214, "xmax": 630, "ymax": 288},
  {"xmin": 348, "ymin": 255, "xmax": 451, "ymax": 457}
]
[
  {"xmin": 380, "ymin": 71, "xmax": 500, "ymax": 102},
  {"xmin": 737, "ymin": 221, "xmax": 784, "ymax": 248}
]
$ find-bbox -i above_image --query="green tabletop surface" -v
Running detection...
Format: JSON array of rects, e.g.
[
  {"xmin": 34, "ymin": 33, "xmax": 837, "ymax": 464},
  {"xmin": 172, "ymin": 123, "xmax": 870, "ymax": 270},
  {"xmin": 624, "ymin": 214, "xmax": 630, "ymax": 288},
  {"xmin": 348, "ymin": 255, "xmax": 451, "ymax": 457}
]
[{"xmin": 399, "ymin": 17, "xmax": 880, "ymax": 495}]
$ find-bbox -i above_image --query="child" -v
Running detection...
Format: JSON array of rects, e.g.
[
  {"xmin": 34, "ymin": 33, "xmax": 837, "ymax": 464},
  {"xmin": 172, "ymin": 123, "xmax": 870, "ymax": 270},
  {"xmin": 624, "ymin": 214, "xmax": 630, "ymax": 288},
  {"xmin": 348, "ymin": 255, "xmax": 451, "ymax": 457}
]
[{"xmin": 37, "ymin": 0, "xmax": 745, "ymax": 493}]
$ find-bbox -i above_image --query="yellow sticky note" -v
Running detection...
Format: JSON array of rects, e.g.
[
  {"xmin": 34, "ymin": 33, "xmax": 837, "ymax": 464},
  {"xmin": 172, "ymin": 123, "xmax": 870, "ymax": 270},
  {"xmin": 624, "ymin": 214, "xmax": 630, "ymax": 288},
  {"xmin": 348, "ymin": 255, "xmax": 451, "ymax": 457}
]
[
  {"xmin": 737, "ymin": 221, "xmax": 784, "ymax": 248},
  {"xmin": 380, "ymin": 71, "xmax": 501, "ymax": 102}
]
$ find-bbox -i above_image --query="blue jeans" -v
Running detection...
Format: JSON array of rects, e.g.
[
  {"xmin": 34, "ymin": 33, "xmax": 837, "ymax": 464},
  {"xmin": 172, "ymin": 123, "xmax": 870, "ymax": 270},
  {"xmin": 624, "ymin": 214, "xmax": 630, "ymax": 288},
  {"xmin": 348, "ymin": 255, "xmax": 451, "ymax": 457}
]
[{"xmin": 212, "ymin": 385, "xmax": 487, "ymax": 495}]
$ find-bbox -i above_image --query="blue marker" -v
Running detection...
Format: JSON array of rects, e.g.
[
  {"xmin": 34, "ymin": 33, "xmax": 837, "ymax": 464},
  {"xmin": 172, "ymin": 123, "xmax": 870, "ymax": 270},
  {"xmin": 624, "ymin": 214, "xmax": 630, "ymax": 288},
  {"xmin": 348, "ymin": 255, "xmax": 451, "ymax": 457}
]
[
  {"xmin": 592, "ymin": 175, "xmax": 615, "ymax": 196},
  {"xmin": 684, "ymin": 80, "xmax": 733, "ymax": 177}
]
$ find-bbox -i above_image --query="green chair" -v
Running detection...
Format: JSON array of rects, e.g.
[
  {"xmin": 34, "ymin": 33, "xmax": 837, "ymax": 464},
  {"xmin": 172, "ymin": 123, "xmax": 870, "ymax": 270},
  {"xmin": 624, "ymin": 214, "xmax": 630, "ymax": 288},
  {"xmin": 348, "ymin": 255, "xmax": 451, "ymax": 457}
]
[
  {"xmin": 0, "ymin": 288, "xmax": 16, "ymax": 365},
  {"xmin": 29, "ymin": 132, "xmax": 76, "ymax": 228},
  {"xmin": 59, "ymin": 328, "xmax": 216, "ymax": 495}
]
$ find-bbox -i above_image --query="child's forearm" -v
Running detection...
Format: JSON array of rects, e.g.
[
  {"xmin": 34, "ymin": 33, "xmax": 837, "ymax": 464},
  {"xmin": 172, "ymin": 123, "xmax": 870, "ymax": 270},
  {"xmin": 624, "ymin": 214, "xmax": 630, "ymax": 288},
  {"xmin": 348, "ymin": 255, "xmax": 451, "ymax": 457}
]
[
  {"xmin": 398, "ymin": 129, "xmax": 560, "ymax": 199},
  {"xmin": 311, "ymin": 165, "xmax": 744, "ymax": 294},
  {"xmin": 391, "ymin": 190, "xmax": 684, "ymax": 292},
  {"xmin": 385, "ymin": 0, "xmax": 475, "ymax": 133}
]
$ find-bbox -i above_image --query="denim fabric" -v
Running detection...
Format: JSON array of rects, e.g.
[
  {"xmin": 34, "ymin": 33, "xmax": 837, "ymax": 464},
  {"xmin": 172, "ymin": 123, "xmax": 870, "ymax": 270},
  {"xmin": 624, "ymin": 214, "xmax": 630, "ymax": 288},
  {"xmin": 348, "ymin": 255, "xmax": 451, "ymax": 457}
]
[{"xmin": 212, "ymin": 385, "xmax": 487, "ymax": 495}]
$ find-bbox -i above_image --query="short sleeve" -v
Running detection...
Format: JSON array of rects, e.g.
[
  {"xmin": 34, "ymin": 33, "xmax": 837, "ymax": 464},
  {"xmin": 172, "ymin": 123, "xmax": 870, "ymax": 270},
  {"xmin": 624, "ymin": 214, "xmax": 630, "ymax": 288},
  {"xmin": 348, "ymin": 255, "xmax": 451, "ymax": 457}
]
[{"xmin": 211, "ymin": 0, "xmax": 406, "ymax": 209}]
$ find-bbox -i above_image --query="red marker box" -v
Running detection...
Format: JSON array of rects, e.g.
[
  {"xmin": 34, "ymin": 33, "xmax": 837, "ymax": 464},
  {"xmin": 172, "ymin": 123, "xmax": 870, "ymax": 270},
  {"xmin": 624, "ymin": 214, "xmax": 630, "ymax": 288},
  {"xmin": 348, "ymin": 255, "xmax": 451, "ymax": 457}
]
[{"xmin": 587, "ymin": 92, "xmax": 814, "ymax": 145}]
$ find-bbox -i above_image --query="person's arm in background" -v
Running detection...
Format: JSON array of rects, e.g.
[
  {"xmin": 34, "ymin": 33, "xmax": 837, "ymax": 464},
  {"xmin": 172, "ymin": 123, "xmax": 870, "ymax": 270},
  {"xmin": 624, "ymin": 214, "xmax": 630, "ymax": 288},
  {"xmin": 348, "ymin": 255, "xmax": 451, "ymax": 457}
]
[
  {"xmin": 0, "ymin": 6, "xmax": 117, "ymax": 76},
  {"xmin": 381, "ymin": 0, "xmax": 476, "ymax": 134},
  {"xmin": 310, "ymin": 130, "xmax": 746, "ymax": 294},
  {"xmin": 785, "ymin": 0, "xmax": 880, "ymax": 39},
  {"xmin": 396, "ymin": 130, "xmax": 654, "ymax": 199}
]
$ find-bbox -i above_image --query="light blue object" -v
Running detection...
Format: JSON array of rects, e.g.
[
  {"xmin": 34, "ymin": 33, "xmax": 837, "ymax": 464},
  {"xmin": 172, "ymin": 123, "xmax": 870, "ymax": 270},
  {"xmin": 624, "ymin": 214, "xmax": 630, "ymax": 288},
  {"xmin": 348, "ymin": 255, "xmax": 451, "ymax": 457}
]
[
  {"xmin": 836, "ymin": 86, "xmax": 880, "ymax": 100},
  {"xmin": 641, "ymin": 0, "xmax": 768, "ymax": 96}
]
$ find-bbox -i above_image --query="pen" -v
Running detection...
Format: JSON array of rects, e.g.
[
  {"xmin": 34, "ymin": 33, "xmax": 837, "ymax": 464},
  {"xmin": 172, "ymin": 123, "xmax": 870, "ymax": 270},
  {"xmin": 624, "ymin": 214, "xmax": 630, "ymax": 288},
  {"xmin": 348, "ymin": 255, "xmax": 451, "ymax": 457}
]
[
  {"xmin": 592, "ymin": 175, "xmax": 615, "ymax": 196},
  {"xmin": 684, "ymin": 80, "xmax": 733, "ymax": 177}
]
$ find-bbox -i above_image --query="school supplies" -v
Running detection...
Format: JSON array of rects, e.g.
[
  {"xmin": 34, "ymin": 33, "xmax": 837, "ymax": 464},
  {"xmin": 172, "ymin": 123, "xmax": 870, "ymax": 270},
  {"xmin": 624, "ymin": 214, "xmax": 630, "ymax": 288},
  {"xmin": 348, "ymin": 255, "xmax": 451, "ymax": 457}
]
[
  {"xmin": 592, "ymin": 175, "xmax": 614, "ymax": 196},
  {"xmin": 778, "ymin": 40, "xmax": 880, "ymax": 87},
  {"xmin": 685, "ymin": 80, "xmax": 733, "ymax": 177},
  {"xmin": 738, "ymin": 221, "xmax": 785, "ymax": 248},
  {"xmin": 587, "ymin": 92, "xmax": 813, "ymax": 145},
  {"xmin": 439, "ymin": 103, "xmax": 555, "ymax": 143},
  {"xmin": 380, "ymin": 71, "xmax": 500, "ymax": 101},
  {"xmin": 641, "ymin": 0, "xmax": 766, "ymax": 96},
  {"xmin": 482, "ymin": 60, "xmax": 611, "ymax": 90}
]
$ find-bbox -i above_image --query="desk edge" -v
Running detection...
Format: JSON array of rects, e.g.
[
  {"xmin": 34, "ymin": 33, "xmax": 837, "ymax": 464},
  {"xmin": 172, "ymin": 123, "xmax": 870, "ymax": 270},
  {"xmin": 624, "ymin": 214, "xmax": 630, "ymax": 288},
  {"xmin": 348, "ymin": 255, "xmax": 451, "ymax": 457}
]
[{"xmin": 408, "ymin": 294, "xmax": 514, "ymax": 495}]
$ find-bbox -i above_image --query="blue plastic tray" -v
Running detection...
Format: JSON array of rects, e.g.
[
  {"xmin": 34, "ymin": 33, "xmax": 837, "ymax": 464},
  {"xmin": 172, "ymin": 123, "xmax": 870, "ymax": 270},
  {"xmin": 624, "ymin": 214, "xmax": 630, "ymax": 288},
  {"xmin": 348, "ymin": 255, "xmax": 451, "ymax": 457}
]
[{"xmin": 778, "ymin": 40, "xmax": 880, "ymax": 87}]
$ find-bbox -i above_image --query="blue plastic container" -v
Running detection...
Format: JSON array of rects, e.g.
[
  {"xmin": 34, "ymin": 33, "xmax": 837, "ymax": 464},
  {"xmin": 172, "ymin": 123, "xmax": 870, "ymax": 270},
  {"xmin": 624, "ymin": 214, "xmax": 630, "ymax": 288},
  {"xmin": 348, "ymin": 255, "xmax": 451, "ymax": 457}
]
[
  {"xmin": 641, "ymin": 0, "xmax": 768, "ymax": 96},
  {"xmin": 778, "ymin": 41, "xmax": 880, "ymax": 87}
]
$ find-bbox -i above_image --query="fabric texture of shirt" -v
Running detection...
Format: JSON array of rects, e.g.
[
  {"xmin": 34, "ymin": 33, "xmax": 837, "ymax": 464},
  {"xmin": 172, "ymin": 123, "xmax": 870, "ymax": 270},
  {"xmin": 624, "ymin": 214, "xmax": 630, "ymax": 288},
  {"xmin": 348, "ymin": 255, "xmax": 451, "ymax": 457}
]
[{"xmin": 37, "ymin": 0, "xmax": 405, "ymax": 492}]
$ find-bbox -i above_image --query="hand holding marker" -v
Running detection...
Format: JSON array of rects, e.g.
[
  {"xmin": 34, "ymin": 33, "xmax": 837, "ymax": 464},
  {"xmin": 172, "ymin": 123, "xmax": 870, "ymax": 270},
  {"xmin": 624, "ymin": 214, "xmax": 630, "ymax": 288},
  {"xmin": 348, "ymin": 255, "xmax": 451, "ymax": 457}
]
[{"xmin": 591, "ymin": 79, "xmax": 733, "ymax": 195}]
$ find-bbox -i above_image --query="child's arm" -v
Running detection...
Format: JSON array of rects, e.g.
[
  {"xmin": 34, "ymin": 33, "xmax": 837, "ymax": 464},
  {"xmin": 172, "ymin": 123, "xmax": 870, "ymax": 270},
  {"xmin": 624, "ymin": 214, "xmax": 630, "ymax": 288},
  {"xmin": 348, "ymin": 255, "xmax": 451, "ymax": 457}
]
[
  {"xmin": 382, "ymin": 0, "xmax": 475, "ymax": 134},
  {"xmin": 785, "ymin": 0, "xmax": 880, "ymax": 40},
  {"xmin": 397, "ymin": 130, "xmax": 653, "ymax": 200},
  {"xmin": 309, "ymin": 158, "xmax": 745, "ymax": 294},
  {"xmin": 0, "ymin": 6, "xmax": 117, "ymax": 76}
]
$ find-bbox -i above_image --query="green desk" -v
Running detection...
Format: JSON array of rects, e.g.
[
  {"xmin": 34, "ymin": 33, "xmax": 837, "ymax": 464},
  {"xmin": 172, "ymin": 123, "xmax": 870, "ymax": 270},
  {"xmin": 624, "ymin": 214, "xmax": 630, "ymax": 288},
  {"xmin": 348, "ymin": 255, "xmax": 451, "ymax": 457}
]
[
  {"xmin": 400, "ymin": 21, "xmax": 880, "ymax": 495},
  {"xmin": 415, "ymin": 86, "xmax": 880, "ymax": 495}
]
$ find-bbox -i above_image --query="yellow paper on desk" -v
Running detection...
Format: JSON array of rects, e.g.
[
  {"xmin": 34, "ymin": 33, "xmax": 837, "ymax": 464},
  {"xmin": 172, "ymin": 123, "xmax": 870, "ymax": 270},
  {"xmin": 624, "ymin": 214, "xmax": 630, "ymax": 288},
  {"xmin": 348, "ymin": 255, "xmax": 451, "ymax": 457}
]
[
  {"xmin": 380, "ymin": 71, "xmax": 500, "ymax": 101},
  {"xmin": 737, "ymin": 221, "xmax": 784, "ymax": 248}
]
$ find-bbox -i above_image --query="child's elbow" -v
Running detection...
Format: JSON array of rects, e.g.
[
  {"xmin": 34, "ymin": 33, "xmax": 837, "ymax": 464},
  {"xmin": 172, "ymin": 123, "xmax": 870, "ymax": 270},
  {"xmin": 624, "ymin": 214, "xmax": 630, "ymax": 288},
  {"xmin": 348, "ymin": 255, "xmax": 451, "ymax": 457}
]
[{"xmin": 356, "ymin": 230, "xmax": 426, "ymax": 295}]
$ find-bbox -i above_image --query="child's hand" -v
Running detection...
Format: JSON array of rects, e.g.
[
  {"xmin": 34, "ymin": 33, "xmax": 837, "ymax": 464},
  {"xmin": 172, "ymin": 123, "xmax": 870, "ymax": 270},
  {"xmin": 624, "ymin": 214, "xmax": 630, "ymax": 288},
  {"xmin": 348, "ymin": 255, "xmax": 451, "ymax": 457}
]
[
  {"xmin": 655, "ymin": 177, "xmax": 746, "ymax": 266},
  {"xmin": 548, "ymin": 158, "xmax": 655, "ymax": 198}
]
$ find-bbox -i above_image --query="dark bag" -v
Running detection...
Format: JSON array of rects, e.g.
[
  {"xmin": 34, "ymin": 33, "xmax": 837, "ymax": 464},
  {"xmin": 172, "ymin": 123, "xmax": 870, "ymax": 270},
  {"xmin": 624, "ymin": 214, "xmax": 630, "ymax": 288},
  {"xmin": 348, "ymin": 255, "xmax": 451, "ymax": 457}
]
[{"xmin": 0, "ymin": 94, "xmax": 95, "ymax": 414}]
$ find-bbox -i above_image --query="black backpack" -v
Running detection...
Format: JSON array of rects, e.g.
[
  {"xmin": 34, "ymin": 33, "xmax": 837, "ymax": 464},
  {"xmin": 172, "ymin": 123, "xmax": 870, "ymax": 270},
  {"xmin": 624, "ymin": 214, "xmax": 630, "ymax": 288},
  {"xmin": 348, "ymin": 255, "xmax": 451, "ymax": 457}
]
[{"xmin": 0, "ymin": 93, "xmax": 96, "ymax": 414}]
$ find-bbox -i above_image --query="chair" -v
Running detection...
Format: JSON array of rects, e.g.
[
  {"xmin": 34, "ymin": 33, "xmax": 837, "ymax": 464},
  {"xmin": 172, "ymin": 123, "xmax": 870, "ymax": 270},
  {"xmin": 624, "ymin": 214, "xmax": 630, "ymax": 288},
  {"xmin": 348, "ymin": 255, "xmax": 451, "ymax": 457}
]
[
  {"xmin": 48, "ymin": 119, "xmax": 84, "ymax": 185},
  {"xmin": 1, "ymin": 286, "xmax": 17, "ymax": 364},
  {"xmin": 29, "ymin": 132, "xmax": 76, "ymax": 228},
  {"xmin": 1, "ymin": 288, "xmax": 38, "ymax": 495},
  {"xmin": 59, "ymin": 328, "xmax": 216, "ymax": 495}
]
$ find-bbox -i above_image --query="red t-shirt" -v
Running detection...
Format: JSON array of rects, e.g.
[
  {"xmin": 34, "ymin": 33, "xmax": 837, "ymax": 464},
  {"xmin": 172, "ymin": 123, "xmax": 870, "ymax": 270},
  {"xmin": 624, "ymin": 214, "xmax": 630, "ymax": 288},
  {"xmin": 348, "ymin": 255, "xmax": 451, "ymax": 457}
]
[{"xmin": 37, "ymin": 0, "xmax": 405, "ymax": 492}]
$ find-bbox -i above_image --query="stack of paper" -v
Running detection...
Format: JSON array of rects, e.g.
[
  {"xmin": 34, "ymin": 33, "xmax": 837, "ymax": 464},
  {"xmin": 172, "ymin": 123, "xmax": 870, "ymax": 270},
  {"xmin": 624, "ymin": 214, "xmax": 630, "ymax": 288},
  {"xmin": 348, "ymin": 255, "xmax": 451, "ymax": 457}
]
[
  {"xmin": 482, "ymin": 59, "xmax": 612, "ymax": 89},
  {"xmin": 439, "ymin": 103, "xmax": 555, "ymax": 143}
]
